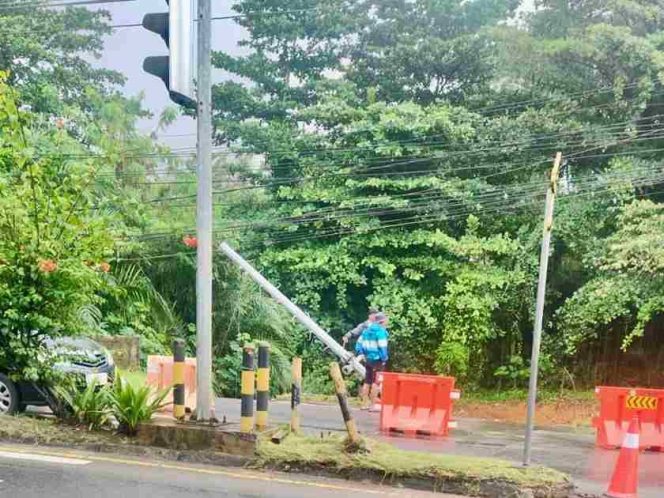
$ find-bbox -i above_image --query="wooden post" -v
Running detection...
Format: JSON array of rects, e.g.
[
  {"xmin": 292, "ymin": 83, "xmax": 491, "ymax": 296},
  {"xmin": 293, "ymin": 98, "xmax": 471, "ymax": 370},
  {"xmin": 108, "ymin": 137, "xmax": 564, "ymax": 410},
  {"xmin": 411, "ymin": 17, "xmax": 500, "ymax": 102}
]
[
  {"xmin": 329, "ymin": 362, "xmax": 360, "ymax": 444},
  {"xmin": 291, "ymin": 357, "xmax": 302, "ymax": 433},
  {"xmin": 523, "ymin": 152, "xmax": 562, "ymax": 466},
  {"xmin": 256, "ymin": 343, "xmax": 270, "ymax": 430},
  {"xmin": 240, "ymin": 345, "xmax": 255, "ymax": 433}
]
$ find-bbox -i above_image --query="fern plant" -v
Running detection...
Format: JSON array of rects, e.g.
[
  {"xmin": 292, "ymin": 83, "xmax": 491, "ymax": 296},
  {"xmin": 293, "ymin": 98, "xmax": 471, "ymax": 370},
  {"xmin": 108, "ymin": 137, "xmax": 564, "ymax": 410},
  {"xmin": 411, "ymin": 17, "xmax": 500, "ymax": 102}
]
[
  {"xmin": 109, "ymin": 375, "xmax": 169, "ymax": 436},
  {"xmin": 56, "ymin": 380, "xmax": 111, "ymax": 431}
]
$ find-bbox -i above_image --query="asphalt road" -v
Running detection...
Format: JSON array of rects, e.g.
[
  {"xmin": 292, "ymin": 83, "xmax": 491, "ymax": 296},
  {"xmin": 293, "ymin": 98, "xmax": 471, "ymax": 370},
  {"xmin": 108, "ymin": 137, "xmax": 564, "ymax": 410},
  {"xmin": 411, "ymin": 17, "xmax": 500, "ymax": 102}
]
[{"xmin": 0, "ymin": 444, "xmax": 452, "ymax": 498}]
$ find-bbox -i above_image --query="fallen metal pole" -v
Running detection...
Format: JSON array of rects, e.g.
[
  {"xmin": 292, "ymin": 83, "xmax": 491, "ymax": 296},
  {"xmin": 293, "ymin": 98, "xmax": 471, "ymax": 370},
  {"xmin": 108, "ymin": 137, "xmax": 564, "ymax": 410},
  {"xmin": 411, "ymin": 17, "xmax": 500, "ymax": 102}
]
[{"xmin": 219, "ymin": 242, "xmax": 366, "ymax": 378}]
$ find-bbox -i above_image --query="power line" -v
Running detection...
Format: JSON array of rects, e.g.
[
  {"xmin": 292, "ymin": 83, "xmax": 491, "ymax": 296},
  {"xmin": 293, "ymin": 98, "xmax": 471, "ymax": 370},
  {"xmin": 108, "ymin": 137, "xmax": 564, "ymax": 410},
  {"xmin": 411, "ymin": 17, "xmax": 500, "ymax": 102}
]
[
  {"xmin": 137, "ymin": 138, "xmax": 664, "ymax": 199},
  {"xmin": 125, "ymin": 164, "xmax": 664, "ymax": 243},
  {"xmin": 116, "ymin": 181, "xmax": 664, "ymax": 263}
]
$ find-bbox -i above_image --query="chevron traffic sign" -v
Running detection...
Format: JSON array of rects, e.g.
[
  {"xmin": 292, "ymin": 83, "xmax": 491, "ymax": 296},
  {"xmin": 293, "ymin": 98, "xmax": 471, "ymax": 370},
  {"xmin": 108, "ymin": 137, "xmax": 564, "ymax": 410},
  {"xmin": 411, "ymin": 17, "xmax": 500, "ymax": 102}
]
[{"xmin": 625, "ymin": 395, "xmax": 658, "ymax": 410}]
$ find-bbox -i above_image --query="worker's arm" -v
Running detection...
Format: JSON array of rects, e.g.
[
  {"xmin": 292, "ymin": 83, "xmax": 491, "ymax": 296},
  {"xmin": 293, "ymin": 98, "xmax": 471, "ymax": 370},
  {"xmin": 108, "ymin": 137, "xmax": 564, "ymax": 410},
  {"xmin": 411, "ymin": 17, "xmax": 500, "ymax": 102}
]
[{"xmin": 342, "ymin": 321, "xmax": 367, "ymax": 345}]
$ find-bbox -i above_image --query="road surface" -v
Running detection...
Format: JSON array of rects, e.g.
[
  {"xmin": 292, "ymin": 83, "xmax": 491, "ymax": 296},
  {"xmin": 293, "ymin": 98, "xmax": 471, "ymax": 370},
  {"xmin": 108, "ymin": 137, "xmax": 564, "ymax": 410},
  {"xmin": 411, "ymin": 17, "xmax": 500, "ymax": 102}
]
[
  {"xmin": 215, "ymin": 397, "xmax": 664, "ymax": 498},
  {"xmin": 0, "ymin": 443, "xmax": 457, "ymax": 498}
]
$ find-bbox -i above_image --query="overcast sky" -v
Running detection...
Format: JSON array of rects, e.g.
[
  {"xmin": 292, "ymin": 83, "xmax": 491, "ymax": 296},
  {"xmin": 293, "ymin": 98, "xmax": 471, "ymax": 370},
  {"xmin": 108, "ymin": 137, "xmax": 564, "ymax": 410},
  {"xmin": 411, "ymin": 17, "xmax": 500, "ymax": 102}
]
[
  {"xmin": 95, "ymin": 0, "xmax": 247, "ymax": 148},
  {"xmin": 94, "ymin": 0, "xmax": 536, "ymax": 148}
]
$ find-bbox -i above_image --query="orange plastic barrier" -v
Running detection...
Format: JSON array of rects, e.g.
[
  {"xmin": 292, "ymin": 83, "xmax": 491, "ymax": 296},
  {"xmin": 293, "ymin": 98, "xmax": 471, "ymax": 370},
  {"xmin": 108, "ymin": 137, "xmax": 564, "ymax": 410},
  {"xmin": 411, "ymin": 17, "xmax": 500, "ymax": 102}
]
[
  {"xmin": 380, "ymin": 372, "xmax": 460, "ymax": 437},
  {"xmin": 593, "ymin": 386, "xmax": 664, "ymax": 450},
  {"xmin": 146, "ymin": 355, "xmax": 197, "ymax": 412}
]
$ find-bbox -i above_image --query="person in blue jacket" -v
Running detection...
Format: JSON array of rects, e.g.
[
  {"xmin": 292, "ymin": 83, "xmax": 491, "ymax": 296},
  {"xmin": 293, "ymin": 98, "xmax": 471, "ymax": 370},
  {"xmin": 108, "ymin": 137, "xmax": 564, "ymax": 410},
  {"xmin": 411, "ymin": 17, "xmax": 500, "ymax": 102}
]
[{"xmin": 355, "ymin": 312, "xmax": 389, "ymax": 411}]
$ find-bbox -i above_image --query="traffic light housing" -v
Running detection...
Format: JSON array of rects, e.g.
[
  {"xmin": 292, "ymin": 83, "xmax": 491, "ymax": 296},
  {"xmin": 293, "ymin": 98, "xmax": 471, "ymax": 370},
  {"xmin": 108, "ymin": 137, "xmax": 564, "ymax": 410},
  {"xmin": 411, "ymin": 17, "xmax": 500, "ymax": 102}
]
[{"xmin": 143, "ymin": 0, "xmax": 195, "ymax": 108}]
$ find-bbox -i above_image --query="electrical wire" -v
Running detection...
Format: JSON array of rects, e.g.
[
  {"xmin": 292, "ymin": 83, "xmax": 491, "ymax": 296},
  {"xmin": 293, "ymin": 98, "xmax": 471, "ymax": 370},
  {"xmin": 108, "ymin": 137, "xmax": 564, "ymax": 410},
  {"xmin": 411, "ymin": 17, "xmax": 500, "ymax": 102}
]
[{"xmin": 126, "ymin": 164, "xmax": 664, "ymax": 243}]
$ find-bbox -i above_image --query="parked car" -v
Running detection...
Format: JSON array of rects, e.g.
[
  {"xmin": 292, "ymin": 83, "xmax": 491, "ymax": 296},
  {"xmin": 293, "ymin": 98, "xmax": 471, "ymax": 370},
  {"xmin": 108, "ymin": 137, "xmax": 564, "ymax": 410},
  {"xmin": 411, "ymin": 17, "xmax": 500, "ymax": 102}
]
[{"xmin": 0, "ymin": 336, "xmax": 115, "ymax": 415}]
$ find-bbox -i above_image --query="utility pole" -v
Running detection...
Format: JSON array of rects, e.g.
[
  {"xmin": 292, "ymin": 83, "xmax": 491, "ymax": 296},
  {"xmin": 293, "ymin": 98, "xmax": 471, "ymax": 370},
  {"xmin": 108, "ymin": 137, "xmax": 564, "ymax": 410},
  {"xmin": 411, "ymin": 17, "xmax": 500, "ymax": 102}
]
[
  {"xmin": 523, "ymin": 151, "xmax": 562, "ymax": 466},
  {"xmin": 195, "ymin": 0, "xmax": 213, "ymax": 421}
]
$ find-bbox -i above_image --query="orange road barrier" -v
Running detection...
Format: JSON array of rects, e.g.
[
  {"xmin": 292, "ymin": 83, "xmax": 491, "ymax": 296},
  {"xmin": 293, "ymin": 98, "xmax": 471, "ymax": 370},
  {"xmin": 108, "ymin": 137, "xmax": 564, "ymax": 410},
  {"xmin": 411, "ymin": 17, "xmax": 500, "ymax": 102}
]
[
  {"xmin": 606, "ymin": 417, "xmax": 640, "ymax": 498},
  {"xmin": 593, "ymin": 386, "xmax": 664, "ymax": 450},
  {"xmin": 380, "ymin": 372, "xmax": 460, "ymax": 437},
  {"xmin": 147, "ymin": 355, "xmax": 197, "ymax": 412}
]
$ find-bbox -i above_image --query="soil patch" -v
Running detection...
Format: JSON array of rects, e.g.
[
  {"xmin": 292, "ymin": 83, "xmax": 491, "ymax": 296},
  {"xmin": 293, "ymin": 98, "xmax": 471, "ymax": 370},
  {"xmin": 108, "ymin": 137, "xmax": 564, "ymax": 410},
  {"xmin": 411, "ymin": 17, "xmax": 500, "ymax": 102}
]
[{"xmin": 456, "ymin": 394, "xmax": 596, "ymax": 427}]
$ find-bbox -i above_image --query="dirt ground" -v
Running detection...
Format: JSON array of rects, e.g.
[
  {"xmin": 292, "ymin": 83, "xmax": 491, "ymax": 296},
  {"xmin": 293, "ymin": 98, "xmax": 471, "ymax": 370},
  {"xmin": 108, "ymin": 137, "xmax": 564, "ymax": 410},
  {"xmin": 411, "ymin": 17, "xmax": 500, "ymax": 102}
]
[
  {"xmin": 455, "ymin": 396, "xmax": 597, "ymax": 427},
  {"xmin": 282, "ymin": 391, "xmax": 599, "ymax": 427}
]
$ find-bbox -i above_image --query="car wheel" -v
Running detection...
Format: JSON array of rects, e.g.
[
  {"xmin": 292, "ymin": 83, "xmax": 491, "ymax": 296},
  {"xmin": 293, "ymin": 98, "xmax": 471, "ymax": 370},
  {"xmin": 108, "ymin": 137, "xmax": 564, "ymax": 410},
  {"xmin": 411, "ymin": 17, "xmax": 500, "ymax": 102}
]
[{"xmin": 0, "ymin": 373, "xmax": 19, "ymax": 415}]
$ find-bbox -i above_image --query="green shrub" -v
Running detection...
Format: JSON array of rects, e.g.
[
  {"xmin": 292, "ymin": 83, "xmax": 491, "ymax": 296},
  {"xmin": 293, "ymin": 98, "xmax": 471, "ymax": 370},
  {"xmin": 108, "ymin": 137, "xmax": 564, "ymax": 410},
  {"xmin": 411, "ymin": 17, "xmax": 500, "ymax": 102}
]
[
  {"xmin": 109, "ymin": 375, "xmax": 169, "ymax": 436},
  {"xmin": 435, "ymin": 341, "xmax": 470, "ymax": 380},
  {"xmin": 56, "ymin": 381, "xmax": 111, "ymax": 431}
]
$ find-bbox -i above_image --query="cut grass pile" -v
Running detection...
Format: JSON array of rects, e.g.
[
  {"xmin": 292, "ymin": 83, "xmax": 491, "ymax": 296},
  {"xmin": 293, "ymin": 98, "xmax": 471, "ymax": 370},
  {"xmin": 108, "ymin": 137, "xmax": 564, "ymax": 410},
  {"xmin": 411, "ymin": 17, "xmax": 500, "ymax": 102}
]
[{"xmin": 257, "ymin": 433, "xmax": 568, "ymax": 494}]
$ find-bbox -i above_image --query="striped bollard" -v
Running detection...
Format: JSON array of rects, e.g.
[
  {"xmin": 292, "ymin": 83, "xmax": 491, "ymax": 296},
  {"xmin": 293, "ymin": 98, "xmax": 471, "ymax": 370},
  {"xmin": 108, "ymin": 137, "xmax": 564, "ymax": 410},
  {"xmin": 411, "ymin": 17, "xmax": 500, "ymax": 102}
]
[
  {"xmin": 256, "ymin": 343, "xmax": 270, "ymax": 431},
  {"xmin": 172, "ymin": 339, "xmax": 186, "ymax": 421},
  {"xmin": 290, "ymin": 357, "xmax": 302, "ymax": 433},
  {"xmin": 240, "ymin": 345, "xmax": 255, "ymax": 433}
]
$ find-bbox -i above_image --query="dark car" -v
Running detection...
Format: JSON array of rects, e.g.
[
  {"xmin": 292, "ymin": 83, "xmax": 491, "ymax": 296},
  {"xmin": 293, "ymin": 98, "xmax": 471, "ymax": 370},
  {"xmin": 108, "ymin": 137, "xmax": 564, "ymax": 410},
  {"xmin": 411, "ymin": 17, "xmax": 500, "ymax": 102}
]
[{"xmin": 0, "ymin": 336, "xmax": 115, "ymax": 415}]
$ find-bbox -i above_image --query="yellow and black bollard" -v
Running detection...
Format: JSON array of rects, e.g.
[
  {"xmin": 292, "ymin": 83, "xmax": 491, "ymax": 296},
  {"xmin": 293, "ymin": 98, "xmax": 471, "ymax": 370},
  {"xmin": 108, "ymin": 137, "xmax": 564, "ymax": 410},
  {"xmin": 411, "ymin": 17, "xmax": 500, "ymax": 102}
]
[
  {"xmin": 172, "ymin": 339, "xmax": 186, "ymax": 421},
  {"xmin": 240, "ymin": 345, "xmax": 255, "ymax": 433},
  {"xmin": 290, "ymin": 357, "xmax": 302, "ymax": 433},
  {"xmin": 256, "ymin": 343, "xmax": 270, "ymax": 431}
]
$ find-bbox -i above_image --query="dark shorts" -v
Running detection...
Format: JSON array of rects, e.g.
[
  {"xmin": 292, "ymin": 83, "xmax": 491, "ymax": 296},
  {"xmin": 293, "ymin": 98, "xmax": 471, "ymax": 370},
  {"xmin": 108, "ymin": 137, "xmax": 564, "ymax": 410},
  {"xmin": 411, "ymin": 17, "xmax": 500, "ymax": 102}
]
[{"xmin": 364, "ymin": 360, "xmax": 385, "ymax": 385}]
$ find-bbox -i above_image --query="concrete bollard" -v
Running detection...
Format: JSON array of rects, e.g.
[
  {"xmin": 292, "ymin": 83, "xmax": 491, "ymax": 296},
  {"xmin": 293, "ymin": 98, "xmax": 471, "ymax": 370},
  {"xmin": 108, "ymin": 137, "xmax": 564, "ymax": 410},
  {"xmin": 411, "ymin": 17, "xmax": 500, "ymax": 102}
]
[
  {"xmin": 256, "ymin": 343, "xmax": 270, "ymax": 431},
  {"xmin": 240, "ymin": 345, "xmax": 255, "ymax": 433},
  {"xmin": 291, "ymin": 357, "xmax": 302, "ymax": 433},
  {"xmin": 172, "ymin": 339, "xmax": 186, "ymax": 421}
]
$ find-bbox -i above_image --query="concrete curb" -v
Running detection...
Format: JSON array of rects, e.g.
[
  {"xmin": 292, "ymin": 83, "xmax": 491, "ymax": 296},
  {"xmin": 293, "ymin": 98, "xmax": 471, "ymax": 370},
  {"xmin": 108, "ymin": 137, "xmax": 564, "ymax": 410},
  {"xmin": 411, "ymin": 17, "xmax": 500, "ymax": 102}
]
[{"xmin": 0, "ymin": 433, "xmax": 251, "ymax": 468}]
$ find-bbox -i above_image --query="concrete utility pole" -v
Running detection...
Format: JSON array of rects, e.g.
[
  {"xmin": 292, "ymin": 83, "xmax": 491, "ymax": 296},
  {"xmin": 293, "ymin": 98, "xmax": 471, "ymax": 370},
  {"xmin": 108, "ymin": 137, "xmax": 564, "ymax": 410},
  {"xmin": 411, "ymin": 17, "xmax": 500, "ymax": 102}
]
[
  {"xmin": 523, "ymin": 152, "xmax": 562, "ymax": 466},
  {"xmin": 195, "ymin": 0, "xmax": 213, "ymax": 421}
]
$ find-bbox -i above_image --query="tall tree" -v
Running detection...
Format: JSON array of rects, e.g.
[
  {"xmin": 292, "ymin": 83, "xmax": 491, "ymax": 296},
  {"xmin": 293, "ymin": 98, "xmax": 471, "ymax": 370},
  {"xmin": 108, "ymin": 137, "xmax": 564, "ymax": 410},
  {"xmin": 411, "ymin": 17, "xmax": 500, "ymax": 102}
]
[{"xmin": 0, "ymin": 3, "xmax": 124, "ymax": 116}]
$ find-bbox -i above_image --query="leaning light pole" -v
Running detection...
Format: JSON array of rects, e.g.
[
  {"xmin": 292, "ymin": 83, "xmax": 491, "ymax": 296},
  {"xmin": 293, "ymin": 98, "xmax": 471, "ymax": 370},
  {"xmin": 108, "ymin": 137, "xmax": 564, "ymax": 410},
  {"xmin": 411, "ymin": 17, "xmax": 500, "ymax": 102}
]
[{"xmin": 219, "ymin": 242, "xmax": 366, "ymax": 378}]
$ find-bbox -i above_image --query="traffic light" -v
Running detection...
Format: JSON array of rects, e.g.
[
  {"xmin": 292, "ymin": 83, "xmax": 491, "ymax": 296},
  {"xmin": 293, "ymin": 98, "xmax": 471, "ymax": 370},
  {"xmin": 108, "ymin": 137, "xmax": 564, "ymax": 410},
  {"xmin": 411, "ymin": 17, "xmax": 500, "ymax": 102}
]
[{"xmin": 142, "ymin": 0, "xmax": 195, "ymax": 107}]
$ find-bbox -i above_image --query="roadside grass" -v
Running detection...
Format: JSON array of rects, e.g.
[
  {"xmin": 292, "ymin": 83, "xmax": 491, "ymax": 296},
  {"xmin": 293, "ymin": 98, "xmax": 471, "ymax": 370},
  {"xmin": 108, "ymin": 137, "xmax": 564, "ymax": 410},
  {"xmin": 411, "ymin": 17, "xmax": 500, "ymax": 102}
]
[
  {"xmin": 257, "ymin": 432, "xmax": 568, "ymax": 489},
  {"xmin": 0, "ymin": 414, "xmax": 124, "ymax": 446}
]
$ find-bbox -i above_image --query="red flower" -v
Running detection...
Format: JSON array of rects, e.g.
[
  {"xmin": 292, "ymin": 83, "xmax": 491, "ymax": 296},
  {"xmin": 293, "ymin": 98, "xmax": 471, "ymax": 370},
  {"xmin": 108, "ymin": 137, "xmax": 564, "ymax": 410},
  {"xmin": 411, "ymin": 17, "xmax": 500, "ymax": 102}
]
[
  {"xmin": 38, "ymin": 259, "xmax": 58, "ymax": 273},
  {"xmin": 182, "ymin": 235, "xmax": 197, "ymax": 248}
]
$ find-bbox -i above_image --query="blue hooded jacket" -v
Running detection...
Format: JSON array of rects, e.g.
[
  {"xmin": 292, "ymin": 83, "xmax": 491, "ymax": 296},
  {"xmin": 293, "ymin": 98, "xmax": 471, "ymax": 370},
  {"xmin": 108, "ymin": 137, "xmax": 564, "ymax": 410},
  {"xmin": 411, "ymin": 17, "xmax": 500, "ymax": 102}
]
[{"xmin": 355, "ymin": 322, "xmax": 388, "ymax": 362}]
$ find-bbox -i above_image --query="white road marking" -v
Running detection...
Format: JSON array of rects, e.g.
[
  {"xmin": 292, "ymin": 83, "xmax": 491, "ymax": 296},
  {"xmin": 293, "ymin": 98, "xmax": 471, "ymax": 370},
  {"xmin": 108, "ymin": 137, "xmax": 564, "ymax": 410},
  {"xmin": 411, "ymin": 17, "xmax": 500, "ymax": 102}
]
[{"xmin": 0, "ymin": 450, "xmax": 91, "ymax": 466}]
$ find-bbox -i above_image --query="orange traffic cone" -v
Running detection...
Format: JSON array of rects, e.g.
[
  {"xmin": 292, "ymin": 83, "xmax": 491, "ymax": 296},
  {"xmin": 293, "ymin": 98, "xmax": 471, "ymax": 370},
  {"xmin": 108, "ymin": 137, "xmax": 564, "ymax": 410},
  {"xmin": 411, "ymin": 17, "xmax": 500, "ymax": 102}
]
[{"xmin": 606, "ymin": 417, "xmax": 640, "ymax": 498}]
